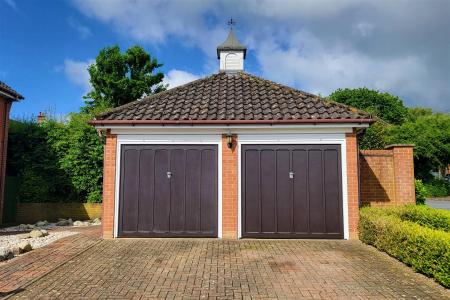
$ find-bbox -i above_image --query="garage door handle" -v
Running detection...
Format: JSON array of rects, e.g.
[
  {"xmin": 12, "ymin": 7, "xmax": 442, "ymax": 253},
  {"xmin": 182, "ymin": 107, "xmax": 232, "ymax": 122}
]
[
  {"xmin": 167, "ymin": 171, "xmax": 172, "ymax": 179},
  {"xmin": 289, "ymin": 171, "xmax": 294, "ymax": 179}
]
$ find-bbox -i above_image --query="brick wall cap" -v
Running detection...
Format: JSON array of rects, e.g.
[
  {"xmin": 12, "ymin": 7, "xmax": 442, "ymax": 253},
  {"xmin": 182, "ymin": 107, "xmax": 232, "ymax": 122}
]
[{"xmin": 385, "ymin": 144, "xmax": 415, "ymax": 149}]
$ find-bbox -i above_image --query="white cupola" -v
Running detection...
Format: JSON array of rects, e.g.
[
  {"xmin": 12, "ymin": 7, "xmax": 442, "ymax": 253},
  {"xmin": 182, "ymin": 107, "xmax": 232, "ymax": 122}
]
[{"xmin": 217, "ymin": 27, "xmax": 247, "ymax": 72}]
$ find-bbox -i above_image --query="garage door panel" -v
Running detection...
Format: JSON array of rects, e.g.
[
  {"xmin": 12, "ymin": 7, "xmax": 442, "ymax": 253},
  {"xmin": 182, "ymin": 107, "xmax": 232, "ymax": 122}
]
[
  {"xmin": 153, "ymin": 149, "xmax": 170, "ymax": 233},
  {"xmin": 292, "ymin": 149, "xmax": 308, "ymax": 233},
  {"xmin": 200, "ymin": 149, "xmax": 217, "ymax": 233},
  {"xmin": 185, "ymin": 150, "xmax": 201, "ymax": 232},
  {"xmin": 119, "ymin": 145, "xmax": 217, "ymax": 237},
  {"xmin": 276, "ymin": 150, "xmax": 292, "ymax": 233},
  {"xmin": 121, "ymin": 149, "xmax": 139, "ymax": 233},
  {"xmin": 242, "ymin": 144, "xmax": 343, "ymax": 239},
  {"xmin": 260, "ymin": 150, "xmax": 276, "ymax": 233},
  {"xmin": 244, "ymin": 149, "xmax": 260, "ymax": 233},
  {"xmin": 324, "ymin": 149, "xmax": 342, "ymax": 233},
  {"xmin": 170, "ymin": 149, "xmax": 186, "ymax": 232},
  {"xmin": 308, "ymin": 149, "xmax": 325, "ymax": 234},
  {"xmin": 137, "ymin": 149, "xmax": 155, "ymax": 232}
]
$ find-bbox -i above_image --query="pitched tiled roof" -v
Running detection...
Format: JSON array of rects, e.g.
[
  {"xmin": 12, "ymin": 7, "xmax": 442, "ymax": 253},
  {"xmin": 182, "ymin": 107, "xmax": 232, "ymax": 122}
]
[
  {"xmin": 0, "ymin": 81, "xmax": 24, "ymax": 100},
  {"xmin": 93, "ymin": 72, "xmax": 372, "ymax": 125}
]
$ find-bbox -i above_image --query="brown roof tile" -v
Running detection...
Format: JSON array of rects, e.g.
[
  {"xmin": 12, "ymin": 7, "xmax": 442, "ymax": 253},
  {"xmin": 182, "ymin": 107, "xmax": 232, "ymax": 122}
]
[
  {"xmin": 94, "ymin": 72, "xmax": 372, "ymax": 124},
  {"xmin": 0, "ymin": 81, "xmax": 24, "ymax": 100}
]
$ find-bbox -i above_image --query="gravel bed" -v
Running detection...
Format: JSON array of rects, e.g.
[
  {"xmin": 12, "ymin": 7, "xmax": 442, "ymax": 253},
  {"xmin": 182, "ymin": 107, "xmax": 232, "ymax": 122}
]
[
  {"xmin": 0, "ymin": 230, "xmax": 77, "ymax": 252},
  {"xmin": 0, "ymin": 224, "xmax": 57, "ymax": 232}
]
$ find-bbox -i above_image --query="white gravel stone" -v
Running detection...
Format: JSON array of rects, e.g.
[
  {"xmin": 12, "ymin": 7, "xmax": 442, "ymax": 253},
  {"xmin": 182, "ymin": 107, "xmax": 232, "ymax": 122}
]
[{"xmin": 0, "ymin": 230, "xmax": 77, "ymax": 259}]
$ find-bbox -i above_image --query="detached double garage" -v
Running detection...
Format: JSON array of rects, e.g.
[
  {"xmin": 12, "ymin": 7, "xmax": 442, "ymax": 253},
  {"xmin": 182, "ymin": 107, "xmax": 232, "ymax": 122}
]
[
  {"xmin": 93, "ymin": 71, "xmax": 370, "ymax": 240},
  {"xmin": 118, "ymin": 141, "xmax": 344, "ymax": 239}
]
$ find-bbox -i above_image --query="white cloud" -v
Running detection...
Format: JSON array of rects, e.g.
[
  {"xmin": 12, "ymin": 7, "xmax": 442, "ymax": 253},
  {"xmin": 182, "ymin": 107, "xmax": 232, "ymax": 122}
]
[
  {"xmin": 3, "ymin": 0, "xmax": 18, "ymax": 11},
  {"xmin": 63, "ymin": 59, "xmax": 94, "ymax": 93},
  {"xmin": 67, "ymin": 17, "xmax": 92, "ymax": 39},
  {"xmin": 352, "ymin": 22, "xmax": 375, "ymax": 37},
  {"xmin": 163, "ymin": 69, "xmax": 201, "ymax": 89},
  {"xmin": 256, "ymin": 31, "xmax": 440, "ymax": 108},
  {"xmin": 71, "ymin": 0, "xmax": 450, "ymax": 111}
]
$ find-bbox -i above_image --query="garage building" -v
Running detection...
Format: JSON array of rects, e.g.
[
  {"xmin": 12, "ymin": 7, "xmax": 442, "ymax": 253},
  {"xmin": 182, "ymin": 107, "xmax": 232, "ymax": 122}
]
[{"xmin": 91, "ymin": 29, "xmax": 374, "ymax": 239}]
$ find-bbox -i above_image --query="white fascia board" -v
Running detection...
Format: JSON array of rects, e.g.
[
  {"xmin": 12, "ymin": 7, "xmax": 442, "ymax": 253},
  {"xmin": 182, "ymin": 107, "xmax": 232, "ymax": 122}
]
[{"xmin": 107, "ymin": 124, "xmax": 367, "ymax": 135}]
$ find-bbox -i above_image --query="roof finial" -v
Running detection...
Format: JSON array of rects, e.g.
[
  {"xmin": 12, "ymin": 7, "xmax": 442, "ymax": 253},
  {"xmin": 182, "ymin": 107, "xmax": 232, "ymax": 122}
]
[{"xmin": 227, "ymin": 18, "xmax": 236, "ymax": 29}]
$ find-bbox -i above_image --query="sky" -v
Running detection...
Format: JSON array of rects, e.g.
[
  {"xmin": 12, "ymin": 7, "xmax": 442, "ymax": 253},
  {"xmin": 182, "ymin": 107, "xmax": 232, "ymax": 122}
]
[{"xmin": 1, "ymin": 0, "xmax": 449, "ymax": 119}]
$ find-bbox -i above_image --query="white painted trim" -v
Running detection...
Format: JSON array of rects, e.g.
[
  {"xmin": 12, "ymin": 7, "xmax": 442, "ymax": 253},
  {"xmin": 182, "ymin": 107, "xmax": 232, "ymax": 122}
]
[
  {"xmin": 113, "ymin": 134, "xmax": 222, "ymax": 238},
  {"xmin": 237, "ymin": 133, "xmax": 349, "ymax": 239}
]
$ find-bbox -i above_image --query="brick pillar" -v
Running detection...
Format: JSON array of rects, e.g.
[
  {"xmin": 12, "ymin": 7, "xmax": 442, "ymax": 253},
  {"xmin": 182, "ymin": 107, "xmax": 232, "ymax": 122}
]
[
  {"xmin": 346, "ymin": 132, "xmax": 359, "ymax": 239},
  {"xmin": 388, "ymin": 144, "xmax": 415, "ymax": 205},
  {"xmin": 221, "ymin": 134, "xmax": 238, "ymax": 239},
  {"xmin": 102, "ymin": 130, "xmax": 117, "ymax": 238},
  {"xmin": 0, "ymin": 98, "xmax": 11, "ymax": 225}
]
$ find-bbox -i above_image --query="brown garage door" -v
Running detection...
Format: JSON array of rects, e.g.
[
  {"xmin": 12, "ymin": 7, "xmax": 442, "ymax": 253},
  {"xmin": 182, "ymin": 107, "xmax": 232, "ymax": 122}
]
[
  {"xmin": 118, "ymin": 145, "xmax": 218, "ymax": 237},
  {"xmin": 242, "ymin": 144, "xmax": 343, "ymax": 239}
]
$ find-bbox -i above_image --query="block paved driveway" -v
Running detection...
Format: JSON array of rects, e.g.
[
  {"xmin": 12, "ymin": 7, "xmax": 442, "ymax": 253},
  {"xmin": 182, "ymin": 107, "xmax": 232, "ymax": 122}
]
[{"xmin": 3, "ymin": 231, "xmax": 449, "ymax": 299}]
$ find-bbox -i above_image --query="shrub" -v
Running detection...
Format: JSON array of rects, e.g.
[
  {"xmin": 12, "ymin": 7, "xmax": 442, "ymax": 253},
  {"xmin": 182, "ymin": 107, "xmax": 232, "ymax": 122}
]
[
  {"xmin": 44, "ymin": 112, "xmax": 104, "ymax": 203},
  {"xmin": 6, "ymin": 120, "xmax": 76, "ymax": 202},
  {"xmin": 395, "ymin": 205, "xmax": 450, "ymax": 232},
  {"xmin": 415, "ymin": 179, "xmax": 427, "ymax": 205},
  {"xmin": 424, "ymin": 178, "xmax": 450, "ymax": 198},
  {"xmin": 359, "ymin": 207, "xmax": 450, "ymax": 288}
]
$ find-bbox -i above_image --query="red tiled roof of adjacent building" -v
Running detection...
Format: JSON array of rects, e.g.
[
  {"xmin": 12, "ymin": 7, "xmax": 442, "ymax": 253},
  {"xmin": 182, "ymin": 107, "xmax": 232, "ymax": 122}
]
[{"xmin": 0, "ymin": 81, "xmax": 24, "ymax": 100}]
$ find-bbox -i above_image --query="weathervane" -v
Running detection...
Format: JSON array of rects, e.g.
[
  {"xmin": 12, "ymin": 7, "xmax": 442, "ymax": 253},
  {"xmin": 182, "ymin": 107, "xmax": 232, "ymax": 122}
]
[{"xmin": 227, "ymin": 18, "xmax": 236, "ymax": 29}]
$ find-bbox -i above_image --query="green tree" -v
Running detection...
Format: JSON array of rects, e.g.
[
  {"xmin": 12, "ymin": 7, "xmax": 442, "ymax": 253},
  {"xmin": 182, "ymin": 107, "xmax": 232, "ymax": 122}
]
[
  {"xmin": 6, "ymin": 120, "xmax": 75, "ymax": 202},
  {"xmin": 44, "ymin": 110, "xmax": 104, "ymax": 202},
  {"xmin": 84, "ymin": 45, "xmax": 166, "ymax": 110},
  {"xmin": 386, "ymin": 112, "xmax": 450, "ymax": 180},
  {"xmin": 329, "ymin": 88, "xmax": 408, "ymax": 124},
  {"xmin": 329, "ymin": 88, "xmax": 409, "ymax": 149}
]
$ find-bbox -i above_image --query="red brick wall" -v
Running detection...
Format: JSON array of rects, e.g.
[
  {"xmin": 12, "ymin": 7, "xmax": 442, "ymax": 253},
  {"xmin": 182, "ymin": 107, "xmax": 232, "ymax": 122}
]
[
  {"xmin": 221, "ymin": 134, "xmax": 238, "ymax": 239},
  {"xmin": 346, "ymin": 132, "xmax": 360, "ymax": 238},
  {"xmin": 359, "ymin": 150, "xmax": 396, "ymax": 205},
  {"xmin": 360, "ymin": 145, "xmax": 415, "ymax": 206},
  {"xmin": 102, "ymin": 131, "xmax": 117, "ymax": 238},
  {"xmin": 0, "ymin": 97, "xmax": 12, "ymax": 224}
]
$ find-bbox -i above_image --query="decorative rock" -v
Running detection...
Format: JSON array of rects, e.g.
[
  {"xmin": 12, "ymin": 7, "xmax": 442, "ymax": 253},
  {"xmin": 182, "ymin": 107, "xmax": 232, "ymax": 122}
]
[
  {"xmin": 17, "ymin": 241, "xmax": 32, "ymax": 253},
  {"xmin": 91, "ymin": 218, "xmax": 101, "ymax": 225},
  {"xmin": 17, "ymin": 233, "xmax": 31, "ymax": 239},
  {"xmin": 29, "ymin": 230, "xmax": 44, "ymax": 238},
  {"xmin": 35, "ymin": 220, "xmax": 48, "ymax": 227},
  {"xmin": 0, "ymin": 248, "xmax": 13, "ymax": 261},
  {"xmin": 18, "ymin": 224, "xmax": 35, "ymax": 230},
  {"xmin": 73, "ymin": 220, "xmax": 89, "ymax": 226},
  {"xmin": 41, "ymin": 229, "xmax": 49, "ymax": 237},
  {"xmin": 56, "ymin": 219, "xmax": 69, "ymax": 226}
]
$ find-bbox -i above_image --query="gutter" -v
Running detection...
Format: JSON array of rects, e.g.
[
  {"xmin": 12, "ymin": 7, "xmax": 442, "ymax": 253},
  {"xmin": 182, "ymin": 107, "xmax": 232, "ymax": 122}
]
[{"xmin": 89, "ymin": 118, "xmax": 374, "ymax": 126}]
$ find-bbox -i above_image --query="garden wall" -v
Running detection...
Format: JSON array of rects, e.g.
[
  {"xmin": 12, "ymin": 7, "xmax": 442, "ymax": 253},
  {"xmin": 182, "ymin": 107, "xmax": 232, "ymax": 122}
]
[
  {"xmin": 359, "ymin": 145, "xmax": 415, "ymax": 206},
  {"xmin": 15, "ymin": 203, "xmax": 102, "ymax": 224}
]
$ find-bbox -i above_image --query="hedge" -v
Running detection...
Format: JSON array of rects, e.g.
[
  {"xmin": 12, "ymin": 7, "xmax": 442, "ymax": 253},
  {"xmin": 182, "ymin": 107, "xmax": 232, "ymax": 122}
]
[
  {"xmin": 372, "ymin": 205, "xmax": 450, "ymax": 232},
  {"xmin": 359, "ymin": 207, "xmax": 450, "ymax": 288}
]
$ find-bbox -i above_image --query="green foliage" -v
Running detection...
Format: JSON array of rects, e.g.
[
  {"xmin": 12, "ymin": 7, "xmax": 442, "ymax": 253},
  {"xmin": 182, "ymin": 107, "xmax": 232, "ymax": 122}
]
[
  {"xmin": 386, "ymin": 112, "xmax": 450, "ymax": 180},
  {"xmin": 329, "ymin": 88, "xmax": 408, "ymax": 124},
  {"xmin": 329, "ymin": 88, "xmax": 408, "ymax": 149},
  {"xmin": 358, "ymin": 121, "xmax": 389, "ymax": 150},
  {"xmin": 359, "ymin": 207, "xmax": 450, "ymax": 287},
  {"xmin": 6, "ymin": 120, "xmax": 76, "ymax": 202},
  {"xmin": 399, "ymin": 205, "xmax": 450, "ymax": 232},
  {"xmin": 423, "ymin": 179, "xmax": 450, "ymax": 198},
  {"xmin": 415, "ymin": 179, "xmax": 427, "ymax": 205},
  {"xmin": 84, "ymin": 45, "xmax": 166, "ymax": 110},
  {"xmin": 378, "ymin": 205, "xmax": 450, "ymax": 232},
  {"xmin": 44, "ymin": 111, "xmax": 104, "ymax": 203}
]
